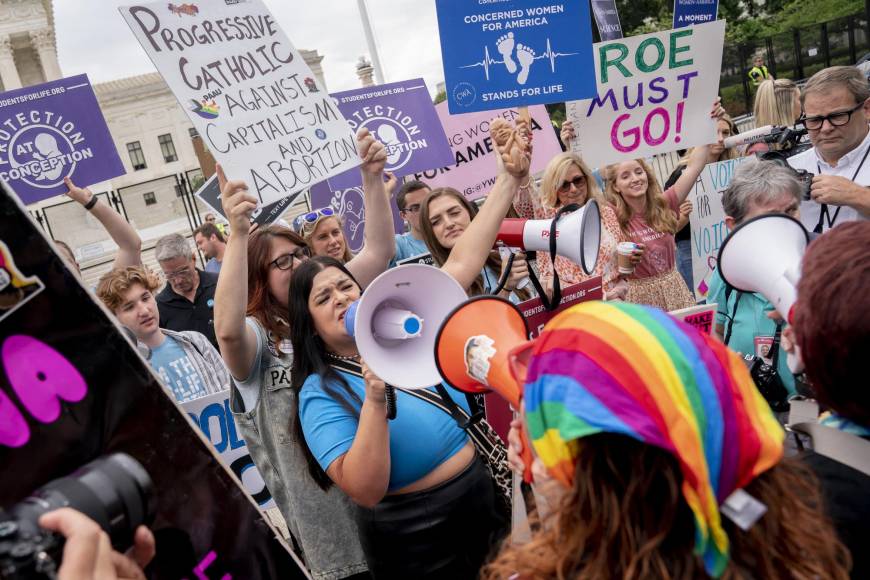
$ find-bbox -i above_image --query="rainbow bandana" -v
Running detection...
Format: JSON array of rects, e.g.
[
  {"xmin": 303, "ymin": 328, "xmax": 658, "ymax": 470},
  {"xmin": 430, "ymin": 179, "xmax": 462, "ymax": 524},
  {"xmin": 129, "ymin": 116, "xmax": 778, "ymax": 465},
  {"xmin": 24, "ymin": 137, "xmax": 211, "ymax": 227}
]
[{"xmin": 523, "ymin": 301, "xmax": 784, "ymax": 577}]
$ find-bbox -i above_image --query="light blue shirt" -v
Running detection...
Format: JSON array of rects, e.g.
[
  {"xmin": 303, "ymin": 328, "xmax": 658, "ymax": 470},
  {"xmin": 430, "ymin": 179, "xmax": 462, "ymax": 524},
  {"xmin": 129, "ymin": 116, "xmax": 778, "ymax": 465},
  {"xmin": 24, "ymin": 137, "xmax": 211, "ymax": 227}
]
[
  {"xmin": 149, "ymin": 335, "xmax": 209, "ymax": 402},
  {"xmin": 204, "ymin": 257, "xmax": 221, "ymax": 274},
  {"xmin": 390, "ymin": 233, "xmax": 429, "ymax": 267}
]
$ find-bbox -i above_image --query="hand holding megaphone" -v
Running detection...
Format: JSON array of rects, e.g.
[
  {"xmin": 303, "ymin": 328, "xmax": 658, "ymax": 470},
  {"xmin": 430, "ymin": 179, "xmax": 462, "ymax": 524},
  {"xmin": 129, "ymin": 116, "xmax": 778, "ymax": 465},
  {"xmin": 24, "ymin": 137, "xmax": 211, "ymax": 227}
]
[{"xmin": 498, "ymin": 247, "xmax": 531, "ymax": 291}]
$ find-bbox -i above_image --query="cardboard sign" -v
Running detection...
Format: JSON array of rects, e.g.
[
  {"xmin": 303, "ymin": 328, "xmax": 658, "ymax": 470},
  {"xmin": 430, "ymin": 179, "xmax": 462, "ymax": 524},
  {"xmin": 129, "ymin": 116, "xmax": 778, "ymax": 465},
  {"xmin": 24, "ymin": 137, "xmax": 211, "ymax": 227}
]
[
  {"xmin": 591, "ymin": 0, "xmax": 624, "ymax": 41},
  {"xmin": 183, "ymin": 391, "xmax": 275, "ymax": 509},
  {"xmin": 673, "ymin": 0, "xmax": 719, "ymax": 28},
  {"xmin": 414, "ymin": 103, "xmax": 561, "ymax": 201},
  {"xmin": 516, "ymin": 277, "xmax": 603, "ymax": 338},
  {"xmin": 120, "ymin": 0, "xmax": 358, "ymax": 207},
  {"xmin": 670, "ymin": 303, "xmax": 717, "ymax": 334},
  {"xmin": 566, "ymin": 20, "xmax": 725, "ymax": 168},
  {"xmin": 194, "ymin": 173, "xmax": 295, "ymax": 227},
  {"xmin": 687, "ymin": 156, "xmax": 751, "ymax": 300},
  {"xmin": 0, "ymin": 75, "xmax": 125, "ymax": 205},
  {"xmin": 326, "ymin": 79, "xmax": 454, "ymax": 190},
  {"xmin": 435, "ymin": 0, "xmax": 596, "ymax": 113},
  {"xmin": 308, "ymin": 181, "xmax": 404, "ymax": 253},
  {"xmin": 0, "ymin": 180, "xmax": 307, "ymax": 579}
]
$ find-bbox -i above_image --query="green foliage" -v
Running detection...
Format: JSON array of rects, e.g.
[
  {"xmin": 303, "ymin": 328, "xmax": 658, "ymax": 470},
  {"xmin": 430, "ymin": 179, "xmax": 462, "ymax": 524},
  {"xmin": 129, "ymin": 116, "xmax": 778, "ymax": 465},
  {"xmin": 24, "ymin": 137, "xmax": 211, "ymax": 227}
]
[{"xmin": 433, "ymin": 90, "xmax": 446, "ymax": 105}]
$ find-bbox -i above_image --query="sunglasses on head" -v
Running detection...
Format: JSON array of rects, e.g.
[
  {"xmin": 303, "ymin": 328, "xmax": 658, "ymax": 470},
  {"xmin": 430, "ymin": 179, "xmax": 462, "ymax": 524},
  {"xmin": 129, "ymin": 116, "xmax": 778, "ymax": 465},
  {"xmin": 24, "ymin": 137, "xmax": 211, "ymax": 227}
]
[
  {"xmin": 558, "ymin": 174, "xmax": 586, "ymax": 193},
  {"xmin": 295, "ymin": 207, "xmax": 335, "ymax": 232}
]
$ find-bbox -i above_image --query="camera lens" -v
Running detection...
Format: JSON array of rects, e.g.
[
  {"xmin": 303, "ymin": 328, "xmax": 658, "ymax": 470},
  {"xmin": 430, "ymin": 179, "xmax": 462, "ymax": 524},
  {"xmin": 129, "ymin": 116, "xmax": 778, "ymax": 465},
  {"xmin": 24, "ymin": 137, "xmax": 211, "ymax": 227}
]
[{"xmin": 7, "ymin": 453, "xmax": 154, "ymax": 550}]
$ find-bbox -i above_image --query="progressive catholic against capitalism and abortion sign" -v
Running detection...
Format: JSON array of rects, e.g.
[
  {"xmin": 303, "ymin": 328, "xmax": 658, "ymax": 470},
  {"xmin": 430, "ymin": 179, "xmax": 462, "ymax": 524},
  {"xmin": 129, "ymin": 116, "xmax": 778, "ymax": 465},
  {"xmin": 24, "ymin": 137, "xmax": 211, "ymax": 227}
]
[
  {"xmin": 0, "ymin": 75, "xmax": 125, "ymax": 205},
  {"xmin": 120, "ymin": 0, "xmax": 359, "ymax": 206}
]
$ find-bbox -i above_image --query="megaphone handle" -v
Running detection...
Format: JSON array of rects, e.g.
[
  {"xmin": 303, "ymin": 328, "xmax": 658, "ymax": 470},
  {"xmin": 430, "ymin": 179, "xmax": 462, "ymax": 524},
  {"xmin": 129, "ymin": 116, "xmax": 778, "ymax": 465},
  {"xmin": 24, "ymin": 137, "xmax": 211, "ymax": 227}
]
[{"xmin": 385, "ymin": 385, "xmax": 397, "ymax": 420}]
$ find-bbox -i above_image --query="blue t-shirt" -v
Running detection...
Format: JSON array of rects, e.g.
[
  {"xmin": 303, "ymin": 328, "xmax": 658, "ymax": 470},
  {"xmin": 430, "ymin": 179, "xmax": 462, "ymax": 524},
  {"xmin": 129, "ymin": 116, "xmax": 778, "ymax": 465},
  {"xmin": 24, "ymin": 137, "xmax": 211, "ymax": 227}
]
[
  {"xmin": 149, "ymin": 335, "xmax": 209, "ymax": 402},
  {"xmin": 389, "ymin": 233, "xmax": 429, "ymax": 267},
  {"xmin": 204, "ymin": 258, "xmax": 221, "ymax": 274},
  {"xmin": 707, "ymin": 269, "xmax": 796, "ymax": 395},
  {"xmin": 299, "ymin": 371, "xmax": 471, "ymax": 491}
]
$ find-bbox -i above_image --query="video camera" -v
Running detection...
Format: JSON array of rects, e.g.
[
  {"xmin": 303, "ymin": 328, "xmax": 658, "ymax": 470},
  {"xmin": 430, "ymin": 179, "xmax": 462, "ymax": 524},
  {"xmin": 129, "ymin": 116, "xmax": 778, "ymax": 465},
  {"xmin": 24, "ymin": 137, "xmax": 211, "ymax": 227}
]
[
  {"xmin": 755, "ymin": 122, "xmax": 815, "ymax": 200},
  {"xmin": 0, "ymin": 453, "xmax": 154, "ymax": 580}
]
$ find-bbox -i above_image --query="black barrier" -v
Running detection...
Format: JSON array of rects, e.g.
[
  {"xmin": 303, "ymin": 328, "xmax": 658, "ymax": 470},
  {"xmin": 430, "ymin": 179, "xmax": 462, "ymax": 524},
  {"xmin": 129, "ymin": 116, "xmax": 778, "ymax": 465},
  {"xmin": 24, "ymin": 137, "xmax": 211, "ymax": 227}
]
[{"xmin": 0, "ymin": 181, "xmax": 308, "ymax": 579}]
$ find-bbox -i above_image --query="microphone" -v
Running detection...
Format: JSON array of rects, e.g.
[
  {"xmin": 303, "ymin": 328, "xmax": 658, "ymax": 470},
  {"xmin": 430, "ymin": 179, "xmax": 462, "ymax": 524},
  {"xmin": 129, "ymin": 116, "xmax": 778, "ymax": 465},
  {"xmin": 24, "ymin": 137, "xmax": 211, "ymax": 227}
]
[{"xmin": 723, "ymin": 125, "xmax": 777, "ymax": 149}]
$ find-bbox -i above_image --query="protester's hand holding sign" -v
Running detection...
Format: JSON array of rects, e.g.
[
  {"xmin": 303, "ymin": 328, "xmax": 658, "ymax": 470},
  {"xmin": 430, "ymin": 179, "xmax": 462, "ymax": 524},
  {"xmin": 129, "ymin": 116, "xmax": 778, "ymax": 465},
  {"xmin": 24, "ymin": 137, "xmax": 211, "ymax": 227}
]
[
  {"xmin": 560, "ymin": 120, "xmax": 576, "ymax": 149},
  {"xmin": 217, "ymin": 164, "xmax": 258, "ymax": 237}
]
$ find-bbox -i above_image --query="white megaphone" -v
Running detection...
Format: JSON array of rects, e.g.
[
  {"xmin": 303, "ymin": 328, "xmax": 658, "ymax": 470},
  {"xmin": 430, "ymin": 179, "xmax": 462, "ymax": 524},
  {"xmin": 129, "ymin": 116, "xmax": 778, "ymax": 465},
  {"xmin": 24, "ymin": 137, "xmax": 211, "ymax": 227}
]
[
  {"xmin": 494, "ymin": 200, "xmax": 601, "ymax": 275},
  {"xmin": 717, "ymin": 213, "xmax": 810, "ymax": 371},
  {"xmin": 344, "ymin": 264, "xmax": 469, "ymax": 389}
]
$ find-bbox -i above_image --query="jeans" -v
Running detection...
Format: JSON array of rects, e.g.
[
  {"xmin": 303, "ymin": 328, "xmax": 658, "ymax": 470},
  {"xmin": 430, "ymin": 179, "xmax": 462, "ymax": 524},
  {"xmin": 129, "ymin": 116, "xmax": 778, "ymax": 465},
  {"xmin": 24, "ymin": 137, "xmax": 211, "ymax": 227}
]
[{"xmin": 676, "ymin": 238, "xmax": 694, "ymax": 296}]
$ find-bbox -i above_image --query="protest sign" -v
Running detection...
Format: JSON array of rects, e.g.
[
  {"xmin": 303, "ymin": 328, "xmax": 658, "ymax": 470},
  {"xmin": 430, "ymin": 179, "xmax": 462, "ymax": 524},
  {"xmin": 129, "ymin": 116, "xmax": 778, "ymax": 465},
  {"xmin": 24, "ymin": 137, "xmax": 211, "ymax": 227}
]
[
  {"xmin": 120, "ymin": 0, "xmax": 358, "ymax": 207},
  {"xmin": 183, "ymin": 391, "xmax": 275, "ymax": 509},
  {"xmin": 591, "ymin": 0, "xmax": 624, "ymax": 41},
  {"xmin": 517, "ymin": 277, "xmax": 603, "ymax": 339},
  {"xmin": 194, "ymin": 173, "xmax": 296, "ymax": 227},
  {"xmin": 566, "ymin": 20, "xmax": 725, "ymax": 168},
  {"xmin": 308, "ymin": 181, "xmax": 404, "ymax": 253},
  {"xmin": 326, "ymin": 79, "xmax": 454, "ymax": 190},
  {"xmin": 670, "ymin": 303, "xmax": 717, "ymax": 334},
  {"xmin": 0, "ymin": 75, "xmax": 124, "ymax": 205},
  {"xmin": 396, "ymin": 252, "xmax": 434, "ymax": 266},
  {"xmin": 673, "ymin": 0, "xmax": 719, "ymax": 28},
  {"xmin": 687, "ymin": 156, "xmax": 751, "ymax": 300},
  {"xmin": 435, "ymin": 0, "xmax": 596, "ymax": 113},
  {"xmin": 414, "ymin": 103, "xmax": 561, "ymax": 201},
  {"xmin": 0, "ymin": 180, "xmax": 306, "ymax": 579}
]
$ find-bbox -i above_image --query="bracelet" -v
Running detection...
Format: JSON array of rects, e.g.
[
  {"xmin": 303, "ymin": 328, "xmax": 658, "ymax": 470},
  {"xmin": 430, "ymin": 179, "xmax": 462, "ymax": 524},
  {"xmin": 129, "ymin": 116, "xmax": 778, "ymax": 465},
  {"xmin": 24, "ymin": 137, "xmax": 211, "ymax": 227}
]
[
  {"xmin": 519, "ymin": 177, "xmax": 533, "ymax": 190},
  {"xmin": 83, "ymin": 196, "xmax": 98, "ymax": 211}
]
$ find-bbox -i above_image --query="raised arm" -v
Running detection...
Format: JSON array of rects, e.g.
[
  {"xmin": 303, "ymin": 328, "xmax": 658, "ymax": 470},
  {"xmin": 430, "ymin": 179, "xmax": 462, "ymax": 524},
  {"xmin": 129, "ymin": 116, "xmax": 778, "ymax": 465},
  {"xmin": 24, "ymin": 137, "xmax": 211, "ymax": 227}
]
[
  {"xmin": 672, "ymin": 99, "xmax": 726, "ymax": 204},
  {"xmin": 213, "ymin": 164, "xmax": 260, "ymax": 380},
  {"xmin": 441, "ymin": 118, "xmax": 530, "ymax": 291},
  {"xmin": 64, "ymin": 177, "xmax": 142, "ymax": 269},
  {"xmin": 346, "ymin": 128, "xmax": 396, "ymax": 288}
]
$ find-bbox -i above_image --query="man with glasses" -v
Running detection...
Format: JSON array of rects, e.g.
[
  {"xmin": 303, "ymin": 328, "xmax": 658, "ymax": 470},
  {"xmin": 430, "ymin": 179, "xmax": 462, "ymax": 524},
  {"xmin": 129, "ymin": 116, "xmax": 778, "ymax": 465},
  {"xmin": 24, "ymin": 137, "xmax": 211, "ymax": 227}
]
[
  {"xmin": 789, "ymin": 66, "xmax": 870, "ymax": 233},
  {"xmin": 154, "ymin": 233, "xmax": 221, "ymax": 351},
  {"xmin": 390, "ymin": 180, "xmax": 431, "ymax": 267}
]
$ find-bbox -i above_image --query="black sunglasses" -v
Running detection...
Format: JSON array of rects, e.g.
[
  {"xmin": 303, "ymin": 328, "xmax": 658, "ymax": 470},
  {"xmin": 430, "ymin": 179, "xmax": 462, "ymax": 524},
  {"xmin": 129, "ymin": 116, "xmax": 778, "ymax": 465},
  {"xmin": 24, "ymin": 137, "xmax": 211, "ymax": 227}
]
[{"xmin": 558, "ymin": 174, "xmax": 586, "ymax": 193}]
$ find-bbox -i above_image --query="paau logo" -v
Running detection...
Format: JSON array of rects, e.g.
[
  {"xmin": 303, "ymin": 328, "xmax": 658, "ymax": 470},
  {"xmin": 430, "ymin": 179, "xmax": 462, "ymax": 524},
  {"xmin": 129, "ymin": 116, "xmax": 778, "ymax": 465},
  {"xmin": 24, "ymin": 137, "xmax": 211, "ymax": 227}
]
[{"xmin": 191, "ymin": 99, "xmax": 220, "ymax": 119}]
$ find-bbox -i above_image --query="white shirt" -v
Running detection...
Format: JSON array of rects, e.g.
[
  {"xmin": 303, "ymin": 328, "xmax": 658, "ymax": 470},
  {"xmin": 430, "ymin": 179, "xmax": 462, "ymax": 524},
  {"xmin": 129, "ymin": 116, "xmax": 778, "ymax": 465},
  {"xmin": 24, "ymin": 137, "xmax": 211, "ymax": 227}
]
[{"xmin": 788, "ymin": 126, "xmax": 870, "ymax": 232}]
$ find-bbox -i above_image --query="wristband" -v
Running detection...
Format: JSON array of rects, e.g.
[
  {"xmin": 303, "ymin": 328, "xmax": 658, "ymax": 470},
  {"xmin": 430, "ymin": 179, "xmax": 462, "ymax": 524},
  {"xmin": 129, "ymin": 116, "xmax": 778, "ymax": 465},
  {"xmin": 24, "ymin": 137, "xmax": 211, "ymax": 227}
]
[{"xmin": 83, "ymin": 196, "xmax": 98, "ymax": 211}]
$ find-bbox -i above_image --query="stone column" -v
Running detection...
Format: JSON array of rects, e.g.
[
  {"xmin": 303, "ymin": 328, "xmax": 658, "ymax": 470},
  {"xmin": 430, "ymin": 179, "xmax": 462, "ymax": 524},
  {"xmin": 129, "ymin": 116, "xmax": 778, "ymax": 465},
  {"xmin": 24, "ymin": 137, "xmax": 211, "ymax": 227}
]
[
  {"xmin": 0, "ymin": 35, "xmax": 22, "ymax": 90},
  {"xmin": 30, "ymin": 28, "xmax": 62, "ymax": 82},
  {"xmin": 356, "ymin": 56, "xmax": 374, "ymax": 88}
]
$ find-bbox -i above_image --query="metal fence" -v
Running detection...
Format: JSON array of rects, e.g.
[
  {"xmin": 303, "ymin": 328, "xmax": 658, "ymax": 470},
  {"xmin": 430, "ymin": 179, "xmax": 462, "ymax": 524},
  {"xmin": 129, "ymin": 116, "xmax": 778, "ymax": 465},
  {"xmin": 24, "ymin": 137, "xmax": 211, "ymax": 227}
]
[{"xmin": 721, "ymin": 9, "xmax": 870, "ymax": 116}]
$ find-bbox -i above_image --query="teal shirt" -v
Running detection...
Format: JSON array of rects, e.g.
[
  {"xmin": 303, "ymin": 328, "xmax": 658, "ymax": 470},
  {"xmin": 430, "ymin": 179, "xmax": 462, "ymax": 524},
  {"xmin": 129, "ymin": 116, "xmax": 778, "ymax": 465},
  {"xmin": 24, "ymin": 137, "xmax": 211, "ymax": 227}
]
[
  {"xmin": 707, "ymin": 269, "xmax": 796, "ymax": 395},
  {"xmin": 389, "ymin": 233, "xmax": 429, "ymax": 267}
]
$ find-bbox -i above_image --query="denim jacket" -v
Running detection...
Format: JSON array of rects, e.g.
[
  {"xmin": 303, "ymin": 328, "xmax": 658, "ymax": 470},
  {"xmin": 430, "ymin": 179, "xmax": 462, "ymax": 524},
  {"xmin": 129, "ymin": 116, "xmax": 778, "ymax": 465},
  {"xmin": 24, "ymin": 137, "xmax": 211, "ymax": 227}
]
[{"xmin": 231, "ymin": 318, "xmax": 367, "ymax": 580}]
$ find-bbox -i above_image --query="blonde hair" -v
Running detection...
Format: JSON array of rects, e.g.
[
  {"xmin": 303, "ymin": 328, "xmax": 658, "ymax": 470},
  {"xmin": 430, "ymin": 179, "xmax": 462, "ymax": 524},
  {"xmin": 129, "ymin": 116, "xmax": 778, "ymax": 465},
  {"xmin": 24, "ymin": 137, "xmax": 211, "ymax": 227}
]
[
  {"xmin": 604, "ymin": 159, "xmax": 678, "ymax": 234},
  {"xmin": 96, "ymin": 266, "xmax": 161, "ymax": 313},
  {"xmin": 301, "ymin": 214, "xmax": 353, "ymax": 263},
  {"xmin": 539, "ymin": 152, "xmax": 602, "ymax": 209},
  {"xmin": 754, "ymin": 79, "xmax": 799, "ymax": 128}
]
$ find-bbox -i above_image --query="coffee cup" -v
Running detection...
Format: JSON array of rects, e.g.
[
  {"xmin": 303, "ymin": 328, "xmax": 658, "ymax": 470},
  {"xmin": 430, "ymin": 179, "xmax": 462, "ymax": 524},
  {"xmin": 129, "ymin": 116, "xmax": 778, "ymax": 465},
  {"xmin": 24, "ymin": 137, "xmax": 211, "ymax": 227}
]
[{"xmin": 617, "ymin": 242, "xmax": 638, "ymax": 275}]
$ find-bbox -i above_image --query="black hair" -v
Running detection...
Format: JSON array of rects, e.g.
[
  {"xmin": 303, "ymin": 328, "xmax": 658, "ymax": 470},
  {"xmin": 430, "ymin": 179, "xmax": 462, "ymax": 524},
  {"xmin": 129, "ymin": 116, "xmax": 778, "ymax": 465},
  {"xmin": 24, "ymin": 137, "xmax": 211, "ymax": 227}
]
[
  {"xmin": 288, "ymin": 256, "xmax": 364, "ymax": 490},
  {"xmin": 396, "ymin": 179, "xmax": 431, "ymax": 210}
]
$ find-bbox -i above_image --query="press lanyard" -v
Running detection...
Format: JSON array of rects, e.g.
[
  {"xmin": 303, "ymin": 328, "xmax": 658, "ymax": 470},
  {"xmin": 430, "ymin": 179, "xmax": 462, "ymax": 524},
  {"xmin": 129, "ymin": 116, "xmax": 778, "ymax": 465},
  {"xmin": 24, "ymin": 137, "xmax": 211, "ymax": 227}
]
[{"xmin": 814, "ymin": 144, "xmax": 870, "ymax": 233}]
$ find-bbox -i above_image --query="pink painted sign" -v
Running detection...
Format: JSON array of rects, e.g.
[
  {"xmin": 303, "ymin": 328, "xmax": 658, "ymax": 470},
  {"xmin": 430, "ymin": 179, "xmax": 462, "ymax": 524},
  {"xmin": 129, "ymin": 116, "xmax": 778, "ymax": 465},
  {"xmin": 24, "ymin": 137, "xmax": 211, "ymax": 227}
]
[{"xmin": 412, "ymin": 102, "xmax": 562, "ymax": 201}]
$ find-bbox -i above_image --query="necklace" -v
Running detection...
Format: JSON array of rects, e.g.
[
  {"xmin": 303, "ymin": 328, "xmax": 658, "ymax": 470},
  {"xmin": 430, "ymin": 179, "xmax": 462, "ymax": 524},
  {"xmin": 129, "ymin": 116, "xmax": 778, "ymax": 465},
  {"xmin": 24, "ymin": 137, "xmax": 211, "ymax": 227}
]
[{"xmin": 327, "ymin": 351, "xmax": 360, "ymax": 361}]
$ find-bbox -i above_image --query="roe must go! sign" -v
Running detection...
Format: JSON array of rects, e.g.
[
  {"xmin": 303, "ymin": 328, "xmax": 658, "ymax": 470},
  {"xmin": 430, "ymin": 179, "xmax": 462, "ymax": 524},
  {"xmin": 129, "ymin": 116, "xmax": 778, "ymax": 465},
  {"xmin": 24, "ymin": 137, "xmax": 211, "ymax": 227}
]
[
  {"xmin": 435, "ymin": 0, "xmax": 597, "ymax": 113},
  {"xmin": 567, "ymin": 20, "xmax": 725, "ymax": 168},
  {"xmin": 0, "ymin": 75, "xmax": 125, "ymax": 205},
  {"xmin": 120, "ymin": 0, "xmax": 359, "ymax": 206}
]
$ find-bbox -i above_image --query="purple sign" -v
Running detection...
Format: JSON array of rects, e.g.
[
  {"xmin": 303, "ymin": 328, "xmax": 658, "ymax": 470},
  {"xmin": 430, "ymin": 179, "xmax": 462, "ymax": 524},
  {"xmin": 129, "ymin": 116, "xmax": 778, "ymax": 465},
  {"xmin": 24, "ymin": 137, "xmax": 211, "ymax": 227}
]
[
  {"xmin": 326, "ymin": 79, "xmax": 453, "ymax": 191},
  {"xmin": 0, "ymin": 74, "xmax": 125, "ymax": 205},
  {"xmin": 309, "ymin": 180, "xmax": 404, "ymax": 253}
]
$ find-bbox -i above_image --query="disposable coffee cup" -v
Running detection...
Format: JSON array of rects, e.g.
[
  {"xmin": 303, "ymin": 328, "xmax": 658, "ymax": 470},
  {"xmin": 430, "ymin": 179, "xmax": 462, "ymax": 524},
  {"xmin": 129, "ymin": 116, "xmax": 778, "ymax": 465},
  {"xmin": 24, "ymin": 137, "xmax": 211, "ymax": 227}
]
[{"xmin": 617, "ymin": 242, "xmax": 637, "ymax": 275}]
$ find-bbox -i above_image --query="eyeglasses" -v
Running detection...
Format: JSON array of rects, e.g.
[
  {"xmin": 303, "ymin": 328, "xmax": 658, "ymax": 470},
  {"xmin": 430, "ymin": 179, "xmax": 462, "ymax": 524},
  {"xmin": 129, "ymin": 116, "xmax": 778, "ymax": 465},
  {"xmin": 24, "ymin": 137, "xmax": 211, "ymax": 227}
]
[
  {"xmin": 802, "ymin": 102, "xmax": 865, "ymax": 131},
  {"xmin": 401, "ymin": 203, "xmax": 421, "ymax": 214},
  {"xmin": 165, "ymin": 267, "xmax": 194, "ymax": 281},
  {"xmin": 557, "ymin": 174, "xmax": 586, "ymax": 193},
  {"xmin": 270, "ymin": 247, "xmax": 310, "ymax": 270}
]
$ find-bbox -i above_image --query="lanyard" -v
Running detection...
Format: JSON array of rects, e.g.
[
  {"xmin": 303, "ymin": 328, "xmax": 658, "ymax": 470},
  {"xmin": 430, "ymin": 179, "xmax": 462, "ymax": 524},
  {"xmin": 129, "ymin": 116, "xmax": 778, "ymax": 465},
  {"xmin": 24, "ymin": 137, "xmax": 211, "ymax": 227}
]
[{"xmin": 814, "ymin": 144, "xmax": 870, "ymax": 233}]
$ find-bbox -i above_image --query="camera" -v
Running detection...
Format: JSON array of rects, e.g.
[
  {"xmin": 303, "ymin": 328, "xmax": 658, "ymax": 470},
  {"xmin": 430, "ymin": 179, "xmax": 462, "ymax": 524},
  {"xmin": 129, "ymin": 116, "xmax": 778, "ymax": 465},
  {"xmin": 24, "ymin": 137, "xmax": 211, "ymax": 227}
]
[
  {"xmin": 757, "ymin": 124, "xmax": 814, "ymax": 201},
  {"xmin": 0, "ymin": 453, "xmax": 154, "ymax": 580},
  {"xmin": 741, "ymin": 353, "xmax": 790, "ymax": 412}
]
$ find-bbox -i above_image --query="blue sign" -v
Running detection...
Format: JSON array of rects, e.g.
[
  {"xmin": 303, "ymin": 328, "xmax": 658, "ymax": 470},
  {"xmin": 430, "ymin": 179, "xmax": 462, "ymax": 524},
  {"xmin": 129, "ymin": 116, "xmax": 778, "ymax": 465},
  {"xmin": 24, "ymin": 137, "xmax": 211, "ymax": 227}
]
[
  {"xmin": 326, "ymin": 79, "xmax": 454, "ymax": 190},
  {"xmin": 435, "ymin": 0, "xmax": 597, "ymax": 114},
  {"xmin": 0, "ymin": 74, "xmax": 125, "ymax": 205},
  {"xmin": 673, "ymin": 0, "xmax": 719, "ymax": 28}
]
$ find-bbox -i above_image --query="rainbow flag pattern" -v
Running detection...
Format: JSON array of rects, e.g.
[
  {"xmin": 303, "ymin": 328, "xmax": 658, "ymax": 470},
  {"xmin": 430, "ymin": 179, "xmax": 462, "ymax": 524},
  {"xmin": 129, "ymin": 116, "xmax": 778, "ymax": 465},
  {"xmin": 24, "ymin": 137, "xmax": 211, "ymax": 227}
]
[{"xmin": 523, "ymin": 301, "xmax": 784, "ymax": 577}]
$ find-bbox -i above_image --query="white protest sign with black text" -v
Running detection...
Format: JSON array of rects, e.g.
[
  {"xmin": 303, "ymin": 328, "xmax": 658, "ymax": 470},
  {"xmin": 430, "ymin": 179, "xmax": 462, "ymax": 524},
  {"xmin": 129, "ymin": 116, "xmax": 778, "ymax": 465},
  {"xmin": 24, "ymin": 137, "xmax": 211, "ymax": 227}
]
[
  {"xmin": 120, "ymin": 1, "xmax": 359, "ymax": 206},
  {"xmin": 567, "ymin": 20, "xmax": 725, "ymax": 168}
]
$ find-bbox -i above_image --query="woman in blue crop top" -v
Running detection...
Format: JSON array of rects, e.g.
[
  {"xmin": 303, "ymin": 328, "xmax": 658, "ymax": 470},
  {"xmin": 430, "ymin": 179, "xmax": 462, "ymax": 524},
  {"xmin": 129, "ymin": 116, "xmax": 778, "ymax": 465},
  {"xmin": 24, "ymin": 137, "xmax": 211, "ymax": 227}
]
[{"xmin": 287, "ymin": 120, "xmax": 532, "ymax": 579}]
